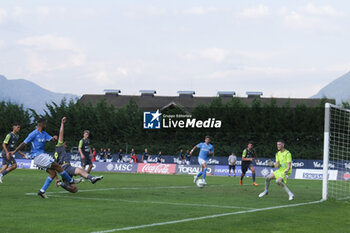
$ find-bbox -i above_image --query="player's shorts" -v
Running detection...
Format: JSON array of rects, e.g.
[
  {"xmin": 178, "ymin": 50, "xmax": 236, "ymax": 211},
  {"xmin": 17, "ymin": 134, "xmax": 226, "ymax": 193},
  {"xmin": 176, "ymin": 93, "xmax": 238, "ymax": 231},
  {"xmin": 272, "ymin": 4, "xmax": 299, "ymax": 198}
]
[
  {"xmin": 229, "ymin": 165, "xmax": 235, "ymax": 171},
  {"xmin": 1, "ymin": 153, "xmax": 16, "ymax": 166},
  {"xmin": 273, "ymin": 169, "xmax": 292, "ymax": 183},
  {"xmin": 33, "ymin": 153, "xmax": 54, "ymax": 169},
  {"xmin": 241, "ymin": 161, "xmax": 253, "ymax": 174},
  {"xmin": 198, "ymin": 158, "xmax": 208, "ymax": 166},
  {"xmin": 63, "ymin": 164, "xmax": 77, "ymax": 177},
  {"xmin": 81, "ymin": 154, "xmax": 92, "ymax": 167}
]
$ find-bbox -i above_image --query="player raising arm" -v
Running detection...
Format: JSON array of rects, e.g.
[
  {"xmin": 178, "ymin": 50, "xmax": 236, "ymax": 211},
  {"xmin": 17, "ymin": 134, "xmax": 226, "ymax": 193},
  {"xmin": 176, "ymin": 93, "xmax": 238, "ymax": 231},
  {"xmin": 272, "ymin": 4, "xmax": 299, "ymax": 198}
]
[
  {"xmin": 259, "ymin": 139, "xmax": 294, "ymax": 200},
  {"xmin": 54, "ymin": 117, "xmax": 103, "ymax": 193},
  {"xmin": 10, "ymin": 118, "xmax": 80, "ymax": 199},
  {"xmin": 0, "ymin": 122, "xmax": 26, "ymax": 183},
  {"xmin": 191, "ymin": 136, "xmax": 214, "ymax": 185}
]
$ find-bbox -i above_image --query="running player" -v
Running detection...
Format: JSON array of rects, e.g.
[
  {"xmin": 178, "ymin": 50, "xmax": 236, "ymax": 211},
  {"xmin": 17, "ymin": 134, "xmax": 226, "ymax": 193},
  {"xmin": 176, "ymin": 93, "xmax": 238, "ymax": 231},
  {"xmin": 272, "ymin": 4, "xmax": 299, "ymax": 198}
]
[
  {"xmin": 191, "ymin": 136, "xmax": 214, "ymax": 185},
  {"xmin": 259, "ymin": 139, "xmax": 294, "ymax": 200},
  {"xmin": 240, "ymin": 141, "xmax": 258, "ymax": 186},
  {"xmin": 54, "ymin": 117, "xmax": 103, "ymax": 193},
  {"xmin": 11, "ymin": 118, "xmax": 80, "ymax": 198},
  {"xmin": 0, "ymin": 122, "xmax": 26, "ymax": 183},
  {"xmin": 79, "ymin": 130, "xmax": 93, "ymax": 173}
]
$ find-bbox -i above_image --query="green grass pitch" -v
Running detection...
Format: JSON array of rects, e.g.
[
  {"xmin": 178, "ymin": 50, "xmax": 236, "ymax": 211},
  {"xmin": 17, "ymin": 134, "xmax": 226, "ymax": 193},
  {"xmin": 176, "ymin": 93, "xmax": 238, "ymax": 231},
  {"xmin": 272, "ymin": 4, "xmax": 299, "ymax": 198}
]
[{"xmin": 0, "ymin": 169, "xmax": 349, "ymax": 233}]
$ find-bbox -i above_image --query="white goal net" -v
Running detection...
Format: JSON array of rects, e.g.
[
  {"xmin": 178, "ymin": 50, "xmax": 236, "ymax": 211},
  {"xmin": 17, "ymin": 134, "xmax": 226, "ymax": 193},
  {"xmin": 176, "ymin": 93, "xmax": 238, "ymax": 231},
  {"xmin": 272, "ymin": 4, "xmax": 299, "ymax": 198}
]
[{"xmin": 323, "ymin": 103, "xmax": 350, "ymax": 200}]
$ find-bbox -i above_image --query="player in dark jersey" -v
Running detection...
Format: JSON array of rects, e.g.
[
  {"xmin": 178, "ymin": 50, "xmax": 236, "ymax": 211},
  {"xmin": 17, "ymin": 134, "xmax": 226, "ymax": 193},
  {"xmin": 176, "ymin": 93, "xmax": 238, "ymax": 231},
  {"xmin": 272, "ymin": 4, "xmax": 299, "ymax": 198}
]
[
  {"xmin": 240, "ymin": 141, "xmax": 258, "ymax": 186},
  {"xmin": 98, "ymin": 148, "xmax": 104, "ymax": 161},
  {"xmin": 0, "ymin": 122, "xmax": 26, "ymax": 183},
  {"xmin": 117, "ymin": 148, "xmax": 123, "ymax": 162},
  {"xmin": 106, "ymin": 148, "xmax": 113, "ymax": 162},
  {"xmin": 142, "ymin": 148, "xmax": 149, "ymax": 163},
  {"xmin": 157, "ymin": 151, "xmax": 163, "ymax": 163},
  {"xmin": 54, "ymin": 117, "xmax": 103, "ymax": 192},
  {"xmin": 79, "ymin": 130, "xmax": 93, "ymax": 173},
  {"xmin": 178, "ymin": 149, "xmax": 186, "ymax": 164},
  {"xmin": 185, "ymin": 149, "xmax": 191, "ymax": 165}
]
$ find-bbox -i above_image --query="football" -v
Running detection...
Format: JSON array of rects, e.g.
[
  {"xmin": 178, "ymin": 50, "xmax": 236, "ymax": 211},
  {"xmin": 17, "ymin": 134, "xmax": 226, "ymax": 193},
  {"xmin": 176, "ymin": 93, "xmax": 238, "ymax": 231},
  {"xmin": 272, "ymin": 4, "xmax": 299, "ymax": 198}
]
[{"xmin": 196, "ymin": 179, "xmax": 205, "ymax": 188}]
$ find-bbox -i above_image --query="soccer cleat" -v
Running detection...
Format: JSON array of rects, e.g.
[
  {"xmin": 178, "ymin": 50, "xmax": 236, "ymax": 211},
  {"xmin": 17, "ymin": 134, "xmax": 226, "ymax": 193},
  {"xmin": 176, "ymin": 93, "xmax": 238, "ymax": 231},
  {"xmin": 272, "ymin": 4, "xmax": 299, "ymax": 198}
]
[
  {"xmin": 37, "ymin": 190, "xmax": 48, "ymax": 199},
  {"xmin": 0, "ymin": 174, "xmax": 3, "ymax": 183},
  {"xmin": 56, "ymin": 180, "xmax": 63, "ymax": 187},
  {"xmin": 239, "ymin": 180, "xmax": 243, "ymax": 186},
  {"xmin": 193, "ymin": 176, "xmax": 198, "ymax": 183},
  {"xmin": 202, "ymin": 180, "xmax": 207, "ymax": 185},
  {"xmin": 253, "ymin": 182, "xmax": 259, "ymax": 186},
  {"xmin": 70, "ymin": 178, "xmax": 83, "ymax": 184},
  {"xmin": 91, "ymin": 176, "xmax": 103, "ymax": 184},
  {"xmin": 258, "ymin": 191, "xmax": 268, "ymax": 198},
  {"xmin": 289, "ymin": 195, "xmax": 294, "ymax": 201}
]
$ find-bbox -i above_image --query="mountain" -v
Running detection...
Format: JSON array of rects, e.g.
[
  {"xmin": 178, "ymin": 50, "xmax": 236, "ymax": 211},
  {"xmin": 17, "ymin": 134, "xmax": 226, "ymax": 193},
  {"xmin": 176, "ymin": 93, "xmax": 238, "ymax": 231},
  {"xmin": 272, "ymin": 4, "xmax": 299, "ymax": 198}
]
[
  {"xmin": 312, "ymin": 71, "xmax": 350, "ymax": 103},
  {"xmin": 0, "ymin": 74, "xmax": 78, "ymax": 114}
]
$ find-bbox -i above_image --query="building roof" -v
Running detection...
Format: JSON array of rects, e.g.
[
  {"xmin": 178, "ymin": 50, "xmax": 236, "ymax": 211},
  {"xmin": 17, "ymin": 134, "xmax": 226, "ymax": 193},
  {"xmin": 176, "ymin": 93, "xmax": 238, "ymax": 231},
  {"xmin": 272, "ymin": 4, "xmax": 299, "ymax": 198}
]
[{"xmin": 79, "ymin": 94, "xmax": 334, "ymax": 112}]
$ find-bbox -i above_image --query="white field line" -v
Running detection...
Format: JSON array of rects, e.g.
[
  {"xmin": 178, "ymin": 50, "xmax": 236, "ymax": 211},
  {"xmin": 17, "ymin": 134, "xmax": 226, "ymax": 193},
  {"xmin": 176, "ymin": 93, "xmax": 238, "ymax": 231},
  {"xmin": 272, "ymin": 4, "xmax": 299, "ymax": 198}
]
[
  {"xmin": 47, "ymin": 194, "xmax": 255, "ymax": 210},
  {"xmin": 25, "ymin": 185, "xmax": 201, "ymax": 195},
  {"xmin": 337, "ymin": 196, "xmax": 350, "ymax": 201},
  {"xmin": 24, "ymin": 183, "xmax": 250, "ymax": 196},
  {"xmin": 90, "ymin": 199, "xmax": 324, "ymax": 233}
]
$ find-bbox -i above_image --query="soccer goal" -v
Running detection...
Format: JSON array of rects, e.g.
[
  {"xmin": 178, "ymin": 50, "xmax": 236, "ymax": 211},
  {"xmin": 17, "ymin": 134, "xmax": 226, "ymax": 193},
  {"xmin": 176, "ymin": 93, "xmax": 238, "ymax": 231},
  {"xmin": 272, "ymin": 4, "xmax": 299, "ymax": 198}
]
[{"xmin": 323, "ymin": 103, "xmax": 350, "ymax": 200}]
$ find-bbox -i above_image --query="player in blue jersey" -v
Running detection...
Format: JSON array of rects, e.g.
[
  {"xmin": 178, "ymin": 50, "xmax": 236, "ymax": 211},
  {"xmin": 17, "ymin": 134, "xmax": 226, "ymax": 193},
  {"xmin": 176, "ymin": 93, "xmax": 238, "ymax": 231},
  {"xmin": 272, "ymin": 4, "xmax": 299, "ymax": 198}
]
[
  {"xmin": 11, "ymin": 118, "xmax": 80, "ymax": 199},
  {"xmin": 190, "ymin": 136, "xmax": 214, "ymax": 185}
]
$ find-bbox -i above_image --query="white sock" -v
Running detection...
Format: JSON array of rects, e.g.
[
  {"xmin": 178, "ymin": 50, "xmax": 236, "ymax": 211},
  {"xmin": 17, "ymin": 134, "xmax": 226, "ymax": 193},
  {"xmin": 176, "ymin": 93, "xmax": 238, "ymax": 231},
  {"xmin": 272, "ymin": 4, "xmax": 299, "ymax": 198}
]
[{"xmin": 282, "ymin": 183, "xmax": 293, "ymax": 196}]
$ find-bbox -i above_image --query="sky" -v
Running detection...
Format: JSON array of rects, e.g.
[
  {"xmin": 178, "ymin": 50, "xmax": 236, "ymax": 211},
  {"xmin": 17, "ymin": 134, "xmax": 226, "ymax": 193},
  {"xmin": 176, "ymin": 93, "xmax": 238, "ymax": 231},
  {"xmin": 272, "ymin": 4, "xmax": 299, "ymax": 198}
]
[{"xmin": 0, "ymin": 0, "xmax": 350, "ymax": 98}]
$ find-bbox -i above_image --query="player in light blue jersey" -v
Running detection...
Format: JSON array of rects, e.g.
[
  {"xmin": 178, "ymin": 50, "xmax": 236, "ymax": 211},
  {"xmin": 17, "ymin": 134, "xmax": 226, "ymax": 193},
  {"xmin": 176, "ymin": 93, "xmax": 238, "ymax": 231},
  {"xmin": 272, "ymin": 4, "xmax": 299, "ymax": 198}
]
[
  {"xmin": 190, "ymin": 136, "xmax": 214, "ymax": 185},
  {"xmin": 11, "ymin": 118, "xmax": 80, "ymax": 199}
]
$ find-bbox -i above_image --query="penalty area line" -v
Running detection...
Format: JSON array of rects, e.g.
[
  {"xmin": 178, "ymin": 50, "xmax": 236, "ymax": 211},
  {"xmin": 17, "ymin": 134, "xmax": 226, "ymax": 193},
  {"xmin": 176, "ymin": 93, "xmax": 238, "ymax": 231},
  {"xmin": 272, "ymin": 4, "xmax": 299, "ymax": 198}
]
[{"xmin": 90, "ymin": 199, "xmax": 324, "ymax": 233}]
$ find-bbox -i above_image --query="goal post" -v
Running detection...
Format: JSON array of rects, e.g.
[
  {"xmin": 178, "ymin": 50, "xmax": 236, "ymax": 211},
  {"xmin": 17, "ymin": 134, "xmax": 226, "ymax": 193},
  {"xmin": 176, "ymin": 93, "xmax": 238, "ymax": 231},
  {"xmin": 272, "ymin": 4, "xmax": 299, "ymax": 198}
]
[
  {"xmin": 322, "ymin": 103, "xmax": 330, "ymax": 200},
  {"xmin": 322, "ymin": 103, "xmax": 350, "ymax": 200}
]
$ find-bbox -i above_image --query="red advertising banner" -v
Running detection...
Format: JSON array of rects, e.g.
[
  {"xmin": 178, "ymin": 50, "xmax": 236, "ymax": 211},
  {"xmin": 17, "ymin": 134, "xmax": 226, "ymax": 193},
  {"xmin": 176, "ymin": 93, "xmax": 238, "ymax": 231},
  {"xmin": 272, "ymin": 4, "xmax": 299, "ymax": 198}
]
[{"xmin": 137, "ymin": 163, "xmax": 177, "ymax": 174}]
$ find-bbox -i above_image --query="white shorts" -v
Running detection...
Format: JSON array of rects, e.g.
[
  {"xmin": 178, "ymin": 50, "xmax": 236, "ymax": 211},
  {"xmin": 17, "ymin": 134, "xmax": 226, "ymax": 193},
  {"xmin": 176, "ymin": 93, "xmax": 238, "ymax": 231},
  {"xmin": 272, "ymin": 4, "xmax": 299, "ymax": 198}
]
[
  {"xmin": 198, "ymin": 158, "xmax": 208, "ymax": 166},
  {"xmin": 33, "ymin": 153, "xmax": 54, "ymax": 169}
]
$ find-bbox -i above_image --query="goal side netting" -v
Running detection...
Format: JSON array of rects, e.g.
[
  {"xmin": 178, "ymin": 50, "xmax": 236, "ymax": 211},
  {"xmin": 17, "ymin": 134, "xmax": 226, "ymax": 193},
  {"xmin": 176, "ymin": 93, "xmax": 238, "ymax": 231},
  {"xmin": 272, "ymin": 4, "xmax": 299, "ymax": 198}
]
[{"xmin": 323, "ymin": 103, "xmax": 350, "ymax": 200}]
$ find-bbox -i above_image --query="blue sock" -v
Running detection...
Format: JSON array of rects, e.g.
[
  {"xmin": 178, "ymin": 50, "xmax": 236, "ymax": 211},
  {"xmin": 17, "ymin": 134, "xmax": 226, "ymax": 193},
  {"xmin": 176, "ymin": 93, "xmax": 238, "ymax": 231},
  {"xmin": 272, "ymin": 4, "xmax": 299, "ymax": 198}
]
[
  {"xmin": 59, "ymin": 170, "xmax": 73, "ymax": 183},
  {"xmin": 40, "ymin": 177, "xmax": 53, "ymax": 192},
  {"xmin": 87, "ymin": 175, "xmax": 93, "ymax": 181},
  {"xmin": 203, "ymin": 168, "xmax": 208, "ymax": 180},
  {"xmin": 2, "ymin": 170, "xmax": 9, "ymax": 176},
  {"xmin": 196, "ymin": 171, "xmax": 203, "ymax": 178}
]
